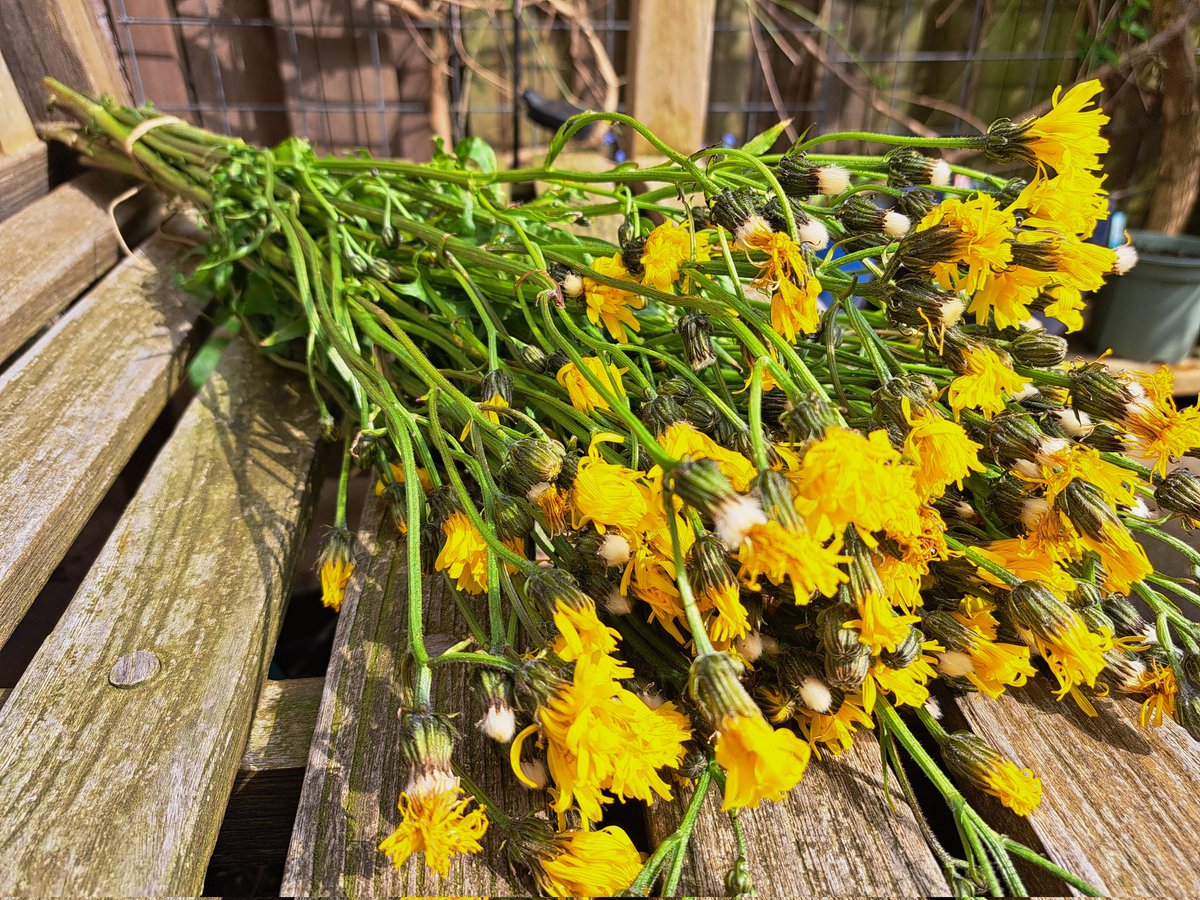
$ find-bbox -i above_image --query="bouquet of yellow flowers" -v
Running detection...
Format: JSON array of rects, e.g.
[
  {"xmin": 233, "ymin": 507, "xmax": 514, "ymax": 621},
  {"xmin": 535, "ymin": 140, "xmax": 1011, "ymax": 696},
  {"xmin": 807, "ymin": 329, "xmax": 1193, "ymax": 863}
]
[{"xmin": 44, "ymin": 76, "xmax": 1200, "ymax": 897}]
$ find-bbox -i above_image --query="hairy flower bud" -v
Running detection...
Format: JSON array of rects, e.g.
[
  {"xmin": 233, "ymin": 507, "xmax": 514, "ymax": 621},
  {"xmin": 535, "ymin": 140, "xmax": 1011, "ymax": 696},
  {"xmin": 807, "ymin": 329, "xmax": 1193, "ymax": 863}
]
[
  {"xmin": 1154, "ymin": 469, "xmax": 1200, "ymax": 525},
  {"xmin": 494, "ymin": 492, "xmax": 535, "ymax": 539},
  {"xmin": 1070, "ymin": 363, "xmax": 1134, "ymax": 422},
  {"xmin": 884, "ymin": 279, "xmax": 966, "ymax": 332},
  {"xmin": 476, "ymin": 669, "xmax": 517, "ymax": 744},
  {"xmin": 1010, "ymin": 330, "xmax": 1068, "ymax": 368},
  {"xmin": 502, "ymin": 438, "xmax": 565, "ymax": 497},
  {"xmin": 677, "ymin": 312, "xmax": 717, "ymax": 371},
  {"xmin": 642, "ymin": 393, "xmax": 687, "ymax": 435},
  {"xmin": 886, "ymin": 147, "xmax": 952, "ymax": 188}
]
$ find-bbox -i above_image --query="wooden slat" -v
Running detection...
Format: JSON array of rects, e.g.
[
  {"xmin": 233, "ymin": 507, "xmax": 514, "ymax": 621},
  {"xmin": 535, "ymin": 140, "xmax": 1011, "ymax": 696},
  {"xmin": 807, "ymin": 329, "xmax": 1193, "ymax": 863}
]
[
  {"xmin": 0, "ymin": 143, "xmax": 52, "ymax": 225},
  {"xmin": 0, "ymin": 171, "xmax": 159, "ymax": 363},
  {"xmin": 0, "ymin": 47, "xmax": 37, "ymax": 153},
  {"xmin": 0, "ymin": 232, "xmax": 206, "ymax": 647},
  {"xmin": 283, "ymin": 493, "xmax": 537, "ymax": 897},
  {"xmin": 627, "ymin": 0, "xmax": 717, "ymax": 154},
  {"xmin": 646, "ymin": 734, "xmax": 947, "ymax": 895},
  {"xmin": 243, "ymin": 676, "xmax": 326, "ymax": 772},
  {"xmin": 0, "ymin": 0, "xmax": 128, "ymax": 122},
  {"xmin": 956, "ymin": 678, "xmax": 1200, "ymax": 894},
  {"xmin": 0, "ymin": 341, "xmax": 321, "ymax": 896}
]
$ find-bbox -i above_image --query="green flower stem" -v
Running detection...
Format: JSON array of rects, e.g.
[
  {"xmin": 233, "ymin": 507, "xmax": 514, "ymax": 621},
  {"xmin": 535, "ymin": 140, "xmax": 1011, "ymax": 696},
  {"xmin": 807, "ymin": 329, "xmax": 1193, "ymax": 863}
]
[
  {"xmin": 430, "ymin": 650, "xmax": 516, "ymax": 671},
  {"xmin": 1125, "ymin": 519, "xmax": 1200, "ymax": 576},
  {"xmin": 334, "ymin": 433, "xmax": 353, "ymax": 529},
  {"xmin": 747, "ymin": 361, "xmax": 769, "ymax": 470},
  {"xmin": 627, "ymin": 760, "xmax": 715, "ymax": 896},
  {"xmin": 945, "ymin": 535, "xmax": 1021, "ymax": 587},
  {"xmin": 793, "ymin": 130, "xmax": 984, "ymax": 154}
]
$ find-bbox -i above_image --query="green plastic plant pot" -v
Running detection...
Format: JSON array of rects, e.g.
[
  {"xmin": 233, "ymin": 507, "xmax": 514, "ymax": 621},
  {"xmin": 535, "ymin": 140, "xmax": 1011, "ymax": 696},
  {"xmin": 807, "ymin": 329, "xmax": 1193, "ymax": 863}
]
[{"xmin": 1091, "ymin": 230, "xmax": 1200, "ymax": 364}]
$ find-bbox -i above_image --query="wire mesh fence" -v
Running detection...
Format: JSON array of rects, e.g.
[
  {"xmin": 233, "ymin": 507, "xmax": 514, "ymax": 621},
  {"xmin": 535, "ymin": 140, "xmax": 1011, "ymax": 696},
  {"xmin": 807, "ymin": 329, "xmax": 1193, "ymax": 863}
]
[{"xmin": 102, "ymin": 0, "xmax": 1108, "ymax": 161}]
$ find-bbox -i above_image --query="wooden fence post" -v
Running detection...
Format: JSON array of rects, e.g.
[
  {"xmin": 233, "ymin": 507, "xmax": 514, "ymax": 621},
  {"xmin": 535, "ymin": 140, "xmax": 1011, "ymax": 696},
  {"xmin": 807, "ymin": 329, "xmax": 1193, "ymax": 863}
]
[{"xmin": 626, "ymin": 0, "xmax": 717, "ymax": 155}]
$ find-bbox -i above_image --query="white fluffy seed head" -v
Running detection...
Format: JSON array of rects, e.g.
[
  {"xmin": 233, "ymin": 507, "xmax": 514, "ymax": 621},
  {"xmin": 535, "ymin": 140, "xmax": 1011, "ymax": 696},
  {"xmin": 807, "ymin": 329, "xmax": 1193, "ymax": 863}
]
[
  {"xmin": 937, "ymin": 650, "xmax": 976, "ymax": 678},
  {"xmin": 520, "ymin": 759, "xmax": 549, "ymax": 790},
  {"xmin": 1114, "ymin": 244, "xmax": 1139, "ymax": 275},
  {"xmin": 597, "ymin": 533, "xmax": 632, "ymax": 567},
  {"xmin": 560, "ymin": 272, "xmax": 584, "ymax": 298},
  {"xmin": 526, "ymin": 481, "xmax": 552, "ymax": 502},
  {"xmin": 638, "ymin": 687, "xmax": 665, "ymax": 710},
  {"xmin": 882, "ymin": 210, "xmax": 911, "ymax": 238},
  {"xmin": 1012, "ymin": 382, "xmax": 1039, "ymax": 402},
  {"xmin": 406, "ymin": 768, "xmax": 460, "ymax": 799},
  {"xmin": 929, "ymin": 159, "xmax": 952, "ymax": 187},
  {"xmin": 759, "ymin": 634, "xmax": 780, "ymax": 656},
  {"xmin": 941, "ymin": 296, "xmax": 967, "ymax": 328},
  {"xmin": 1019, "ymin": 497, "xmax": 1052, "ymax": 531},
  {"xmin": 816, "ymin": 165, "xmax": 851, "ymax": 195},
  {"xmin": 798, "ymin": 676, "xmax": 834, "ymax": 714},
  {"xmin": 734, "ymin": 214, "xmax": 773, "ymax": 248},
  {"xmin": 923, "ymin": 696, "xmax": 943, "ymax": 720},
  {"xmin": 478, "ymin": 703, "xmax": 516, "ymax": 744},
  {"xmin": 734, "ymin": 631, "xmax": 764, "ymax": 662},
  {"xmin": 604, "ymin": 589, "xmax": 633, "ymax": 616},
  {"xmin": 797, "ymin": 218, "xmax": 830, "ymax": 250},
  {"xmin": 1012, "ymin": 457, "xmax": 1041, "ymax": 479},
  {"xmin": 714, "ymin": 495, "xmax": 768, "ymax": 550},
  {"xmin": 1051, "ymin": 408, "xmax": 1093, "ymax": 438}
]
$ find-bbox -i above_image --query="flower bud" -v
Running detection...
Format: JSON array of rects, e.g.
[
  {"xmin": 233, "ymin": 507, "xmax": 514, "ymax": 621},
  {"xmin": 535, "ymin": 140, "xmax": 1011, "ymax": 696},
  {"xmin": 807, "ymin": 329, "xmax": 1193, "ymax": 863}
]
[
  {"xmin": 818, "ymin": 602, "xmax": 871, "ymax": 690},
  {"xmin": 519, "ymin": 343, "xmax": 548, "ymax": 372},
  {"xmin": 494, "ymin": 492, "xmax": 535, "ymax": 539},
  {"xmin": 427, "ymin": 485, "xmax": 462, "ymax": 527},
  {"xmin": 399, "ymin": 712, "xmax": 459, "ymax": 797},
  {"xmin": 1102, "ymin": 593, "xmax": 1147, "ymax": 638},
  {"xmin": 524, "ymin": 567, "xmax": 591, "ymax": 616},
  {"xmin": 317, "ymin": 525, "xmax": 356, "ymax": 612},
  {"xmin": 502, "ymin": 438, "xmax": 565, "ymax": 497},
  {"xmin": 481, "ymin": 368, "xmax": 514, "ymax": 406},
  {"xmin": 993, "ymin": 177, "xmax": 1028, "ymax": 208},
  {"xmin": 983, "ymin": 117, "xmax": 1034, "ymax": 164},
  {"xmin": 683, "ymin": 396, "xmax": 722, "ymax": 434},
  {"xmin": 621, "ymin": 232, "xmax": 647, "ymax": 276},
  {"xmin": 895, "ymin": 187, "xmax": 939, "ymax": 220},
  {"xmin": 1081, "ymin": 421, "xmax": 1128, "ymax": 453},
  {"xmin": 555, "ymin": 451, "xmax": 580, "ymax": 492},
  {"xmin": 872, "ymin": 373, "xmax": 938, "ymax": 424},
  {"xmin": 939, "ymin": 730, "xmax": 1042, "ymax": 816},
  {"xmin": 677, "ymin": 312, "xmax": 717, "ymax": 371},
  {"xmin": 895, "ymin": 224, "xmax": 961, "ymax": 272},
  {"xmin": 544, "ymin": 348, "xmax": 571, "ymax": 374},
  {"xmin": 549, "ymin": 262, "xmax": 584, "ymax": 299},
  {"xmin": 1055, "ymin": 478, "xmax": 1117, "ymax": 541},
  {"xmin": 725, "ymin": 856, "xmax": 756, "ymax": 899},
  {"xmin": 763, "ymin": 195, "xmax": 830, "ymax": 249},
  {"xmin": 985, "ymin": 477, "xmax": 1039, "ymax": 529},
  {"xmin": 1070, "ymin": 363, "xmax": 1134, "ymax": 422},
  {"xmin": 781, "ymin": 393, "xmax": 839, "ymax": 443},
  {"xmin": 1004, "ymin": 580, "xmax": 1080, "ymax": 644},
  {"xmin": 709, "ymin": 188, "xmax": 771, "ymax": 246},
  {"xmin": 689, "ymin": 651, "xmax": 758, "ymax": 723},
  {"xmin": 884, "ymin": 279, "xmax": 966, "ymax": 332},
  {"xmin": 642, "ymin": 393, "xmax": 687, "ymax": 435},
  {"xmin": 987, "ymin": 413, "xmax": 1046, "ymax": 465},
  {"xmin": 476, "ymin": 669, "xmax": 517, "ymax": 744},
  {"xmin": 1181, "ymin": 652, "xmax": 1200, "ymax": 689},
  {"xmin": 754, "ymin": 470, "xmax": 799, "ymax": 530},
  {"xmin": 1010, "ymin": 330, "xmax": 1068, "ymax": 368},
  {"xmin": 880, "ymin": 626, "xmax": 926, "ymax": 669},
  {"xmin": 658, "ymin": 376, "xmax": 693, "ymax": 402},
  {"xmin": 885, "ymin": 148, "xmax": 952, "ymax": 188},
  {"xmin": 838, "ymin": 195, "xmax": 910, "ymax": 238},
  {"xmin": 512, "ymin": 655, "xmax": 570, "ymax": 712},
  {"xmin": 775, "ymin": 153, "xmax": 848, "ymax": 196},
  {"xmin": 1155, "ymin": 469, "xmax": 1200, "ymax": 525},
  {"xmin": 688, "ymin": 534, "xmax": 740, "ymax": 603}
]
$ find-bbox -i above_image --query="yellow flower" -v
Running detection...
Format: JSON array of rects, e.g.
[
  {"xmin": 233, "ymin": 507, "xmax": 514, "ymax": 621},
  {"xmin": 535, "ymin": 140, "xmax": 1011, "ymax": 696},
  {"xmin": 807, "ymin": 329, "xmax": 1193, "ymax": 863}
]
[
  {"xmin": 714, "ymin": 711, "xmax": 810, "ymax": 810},
  {"xmin": 936, "ymin": 606, "xmax": 1039, "ymax": 700},
  {"xmin": 539, "ymin": 827, "xmax": 644, "ymax": 899},
  {"xmin": 748, "ymin": 231, "xmax": 823, "ymax": 341},
  {"xmin": 1015, "ymin": 168, "xmax": 1110, "ymax": 235},
  {"xmin": 965, "ymin": 266, "xmax": 1050, "ymax": 330},
  {"xmin": 845, "ymin": 592, "xmax": 921, "ymax": 653},
  {"xmin": 1122, "ymin": 368, "xmax": 1200, "ymax": 477},
  {"xmin": 557, "ymin": 356, "xmax": 627, "ymax": 414},
  {"xmin": 917, "ymin": 194, "xmax": 1015, "ymax": 293},
  {"xmin": 1022, "ymin": 79, "xmax": 1109, "ymax": 173},
  {"xmin": 1079, "ymin": 520, "xmax": 1151, "ymax": 594},
  {"xmin": 534, "ymin": 483, "xmax": 570, "ymax": 535},
  {"xmin": 435, "ymin": 510, "xmax": 490, "ymax": 594},
  {"xmin": 983, "ymin": 757, "xmax": 1044, "ymax": 817},
  {"xmin": 1042, "ymin": 284, "xmax": 1087, "ymax": 332},
  {"xmin": 736, "ymin": 519, "xmax": 849, "ymax": 603},
  {"xmin": 658, "ymin": 421, "xmax": 758, "ymax": 492},
  {"xmin": 623, "ymin": 542, "xmax": 690, "ymax": 642},
  {"xmin": 520, "ymin": 653, "xmax": 690, "ymax": 822},
  {"xmin": 946, "ymin": 345, "xmax": 1031, "ymax": 418},
  {"xmin": 1025, "ymin": 441, "xmax": 1138, "ymax": 509},
  {"xmin": 584, "ymin": 253, "xmax": 645, "ymax": 342},
  {"xmin": 460, "ymin": 392, "xmax": 510, "ymax": 440},
  {"xmin": 869, "ymin": 638, "xmax": 943, "ymax": 708},
  {"xmin": 640, "ymin": 221, "xmax": 711, "ymax": 292},
  {"xmin": 552, "ymin": 597, "xmax": 623, "ymax": 667},
  {"xmin": 975, "ymin": 537, "xmax": 1077, "ymax": 596},
  {"xmin": 791, "ymin": 427, "xmax": 923, "ymax": 542},
  {"xmin": 374, "ymin": 460, "xmax": 434, "ymax": 496},
  {"xmin": 942, "ymin": 731, "xmax": 1042, "ymax": 817},
  {"xmin": 378, "ymin": 787, "xmax": 488, "ymax": 877},
  {"xmin": 902, "ymin": 400, "xmax": 986, "ymax": 500},
  {"xmin": 317, "ymin": 527, "xmax": 355, "ymax": 612},
  {"xmin": 795, "ymin": 695, "xmax": 873, "ymax": 755},
  {"xmin": 571, "ymin": 452, "xmax": 653, "ymax": 536},
  {"xmin": 1133, "ymin": 661, "xmax": 1179, "ymax": 728}
]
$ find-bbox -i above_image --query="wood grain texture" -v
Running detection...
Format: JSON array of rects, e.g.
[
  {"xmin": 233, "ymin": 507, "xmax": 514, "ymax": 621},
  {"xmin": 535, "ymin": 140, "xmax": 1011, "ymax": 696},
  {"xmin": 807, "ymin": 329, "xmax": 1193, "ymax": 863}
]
[
  {"xmin": 627, "ymin": 0, "xmax": 717, "ymax": 155},
  {"xmin": 0, "ymin": 143, "xmax": 52, "ymax": 225},
  {"xmin": 956, "ymin": 677, "xmax": 1200, "ymax": 895},
  {"xmin": 0, "ymin": 170, "xmax": 160, "ymax": 363},
  {"xmin": 647, "ymin": 734, "xmax": 948, "ymax": 896},
  {"xmin": 0, "ymin": 232, "xmax": 205, "ymax": 647},
  {"xmin": 0, "ymin": 0, "xmax": 129, "ymax": 121},
  {"xmin": 0, "ymin": 47, "xmax": 37, "ymax": 153},
  {"xmin": 283, "ymin": 493, "xmax": 537, "ymax": 897},
  {"xmin": 243, "ymin": 676, "xmax": 326, "ymax": 772},
  {"xmin": 0, "ymin": 340, "xmax": 321, "ymax": 896}
]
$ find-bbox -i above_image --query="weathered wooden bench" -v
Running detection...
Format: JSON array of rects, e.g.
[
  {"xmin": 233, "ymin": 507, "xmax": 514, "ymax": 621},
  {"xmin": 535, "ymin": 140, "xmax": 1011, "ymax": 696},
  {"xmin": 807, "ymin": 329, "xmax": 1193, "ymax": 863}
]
[{"xmin": 3, "ymin": 114, "xmax": 1200, "ymax": 900}]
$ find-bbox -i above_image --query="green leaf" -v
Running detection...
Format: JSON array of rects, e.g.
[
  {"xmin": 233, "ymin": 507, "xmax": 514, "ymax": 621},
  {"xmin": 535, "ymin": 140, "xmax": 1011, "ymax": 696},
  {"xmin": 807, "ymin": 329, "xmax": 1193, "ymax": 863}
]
[
  {"xmin": 742, "ymin": 119, "xmax": 793, "ymax": 157},
  {"xmin": 455, "ymin": 136, "xmax": 497, "ymax": 176}
]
